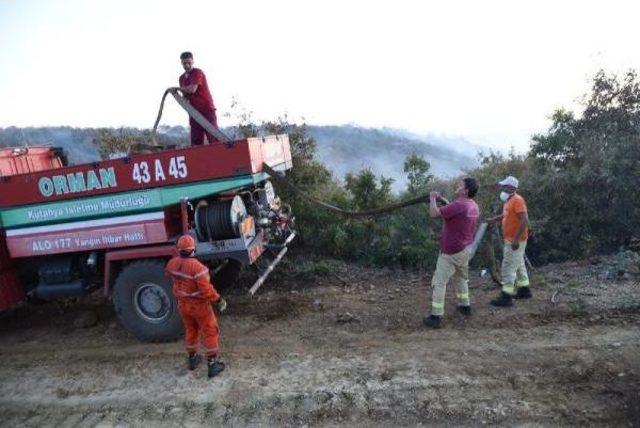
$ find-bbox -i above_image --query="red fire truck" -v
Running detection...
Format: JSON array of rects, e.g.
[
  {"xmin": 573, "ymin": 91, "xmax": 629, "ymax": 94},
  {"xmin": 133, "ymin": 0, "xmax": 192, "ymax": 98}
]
[{"xmin": 0, "ymin": 137, "xmax": 295, "ymax": 341}]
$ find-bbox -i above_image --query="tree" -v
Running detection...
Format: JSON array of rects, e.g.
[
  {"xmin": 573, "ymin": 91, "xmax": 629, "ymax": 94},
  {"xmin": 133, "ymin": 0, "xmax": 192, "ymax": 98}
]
[
  {"xmin": 403, "ymin": 154, "xmax": 433, "ymax": 195},
  {"xmin": 345, "ymin": 169, "xmax": 393, "ymax": 210},
  {"xmin": 529, "ymin": 69, "xmax": 640, "ymax": 258}
]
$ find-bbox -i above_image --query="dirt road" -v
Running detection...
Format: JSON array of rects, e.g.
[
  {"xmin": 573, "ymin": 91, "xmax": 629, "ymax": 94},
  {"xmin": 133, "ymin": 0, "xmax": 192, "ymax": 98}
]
[{"xmin": 0, "ymin": 258, "xmax": 638, "ymax": 427}]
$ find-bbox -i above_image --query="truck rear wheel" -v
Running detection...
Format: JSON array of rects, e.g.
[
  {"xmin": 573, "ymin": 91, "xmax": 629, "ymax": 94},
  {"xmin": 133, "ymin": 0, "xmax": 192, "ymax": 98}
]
[{"xmin": 112, "ymin": 260, "xmax": 183, "ymax": 342}]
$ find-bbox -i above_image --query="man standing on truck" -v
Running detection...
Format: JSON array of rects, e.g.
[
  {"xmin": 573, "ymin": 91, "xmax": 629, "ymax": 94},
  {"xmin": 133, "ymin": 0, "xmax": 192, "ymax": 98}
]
[
  {"xmin": 423, "ymin": 178, "xmax": 480, "ymax": 328},
  {"xmin": 490, "ymin": 176, "xmax": 531, "ymax": 307},
  {"xmin": 166, "ymin": 235, "xmax": 227, "ymax": 378},
  {"xmin": 172, "ymin": 51, "xmax": 219, "ymax": 146}
]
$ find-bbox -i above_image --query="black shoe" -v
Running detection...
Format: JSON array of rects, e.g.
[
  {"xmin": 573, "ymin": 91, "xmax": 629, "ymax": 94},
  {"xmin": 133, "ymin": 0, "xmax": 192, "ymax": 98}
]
[
  {"xmin": 188, "ymin": 354, "xmax": 202, "ymax": 371},
  {"xmin": 422, "ymin": 314, "xmax": 442, "ymax": 328},
  {"xmin": 515, "ymin": 287, "xmax": 532, "ymax": 299},
  {"xmin": 207, "ymin": 359, "xmax": 226, "ymax": 378},
  {"xmin": 457, "ymin": 305, "xmax": 472, "ymax": 316},
  {"xmin": 490, "ymin": 292, "xmax": 514, "ymax": 307}
]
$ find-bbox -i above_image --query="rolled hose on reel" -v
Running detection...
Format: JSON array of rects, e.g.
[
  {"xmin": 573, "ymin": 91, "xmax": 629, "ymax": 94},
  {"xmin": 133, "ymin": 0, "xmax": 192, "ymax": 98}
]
[{"xmin": 195, "ymin": 196, "xmax": 247, "ymax": 241}]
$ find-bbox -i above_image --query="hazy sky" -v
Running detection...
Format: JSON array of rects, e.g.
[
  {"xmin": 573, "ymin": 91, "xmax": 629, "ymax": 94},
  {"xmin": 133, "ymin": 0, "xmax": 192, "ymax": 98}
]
[{"xmin": 1, "ymin": 0, "xmax": 639, "ymax": 151}]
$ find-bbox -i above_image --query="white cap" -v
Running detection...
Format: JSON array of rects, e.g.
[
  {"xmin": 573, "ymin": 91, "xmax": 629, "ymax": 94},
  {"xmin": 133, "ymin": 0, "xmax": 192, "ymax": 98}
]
[{"xmin": 498, "ymin": 176, "xmax": 519, "ymax": 188}]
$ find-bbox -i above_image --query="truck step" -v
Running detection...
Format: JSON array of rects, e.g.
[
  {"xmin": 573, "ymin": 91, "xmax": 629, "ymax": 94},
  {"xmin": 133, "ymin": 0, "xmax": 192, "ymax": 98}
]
[{"xmin": 33, "ymin": 280, "xmax": 87, "ymax": 300}]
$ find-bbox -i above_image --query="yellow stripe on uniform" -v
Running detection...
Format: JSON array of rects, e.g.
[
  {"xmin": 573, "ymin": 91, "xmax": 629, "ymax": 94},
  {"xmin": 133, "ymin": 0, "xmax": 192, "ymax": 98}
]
[{"xmin": 502, "ymin": 283, "xmax": 515, "ymax": 295}]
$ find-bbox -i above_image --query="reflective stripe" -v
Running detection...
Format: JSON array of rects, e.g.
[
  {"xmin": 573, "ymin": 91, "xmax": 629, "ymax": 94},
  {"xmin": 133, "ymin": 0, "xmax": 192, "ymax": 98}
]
[
  {"xmin": 168, "ymin": 270, "xmax": 195, "ymax": 280},
  {"xmin": 193, "ymin": 268, "xmax": 209, "ymax": 279},
  {"xmin": 175, "ymin": 290, "xmax": 201, "ymax": 297},
  {"xmin": 169, "ymin": 268, "xmax": 209, "ymax": 280},
  {"xmin": 456, "ymin": 293, "xmax": 469, "ymax": 299},
  {"xmin": 431, "ymin": 301, "xmax": 445, "ymax": 316},
  {"xmin": 502, "ymin": 284, "xmax": 515, "ymax": 295},
  {"xmin": 516, "ymin": 280, "xmax": 530, "ymax": 287}
]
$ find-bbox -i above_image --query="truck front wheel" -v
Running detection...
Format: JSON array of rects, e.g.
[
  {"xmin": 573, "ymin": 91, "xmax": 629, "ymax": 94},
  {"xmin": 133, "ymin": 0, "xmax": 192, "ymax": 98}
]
[{"xmin": 112, "ymin": 260, "xmax": 183, "ymax": 342}]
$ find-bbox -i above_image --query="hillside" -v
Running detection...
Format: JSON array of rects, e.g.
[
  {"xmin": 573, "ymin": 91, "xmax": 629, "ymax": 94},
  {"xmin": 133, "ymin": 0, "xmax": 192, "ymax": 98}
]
[
  {"xmin": 308, "ymin": 125, "xmax": 478, "ymax": 190},
  {"xmin": 0, "ymin": 125, "xmax": 479, "ymax": 191}
]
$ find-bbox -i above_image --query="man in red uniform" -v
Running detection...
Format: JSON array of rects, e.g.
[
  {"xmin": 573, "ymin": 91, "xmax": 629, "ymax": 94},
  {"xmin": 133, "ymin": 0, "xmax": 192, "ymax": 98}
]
[
  {"xmin": 173, "ymin": 51, "xmax": 219, "ymax": 146},
  {"xmin": 166, "ymin": 235, "xmax": 227, "ymax": 378}
]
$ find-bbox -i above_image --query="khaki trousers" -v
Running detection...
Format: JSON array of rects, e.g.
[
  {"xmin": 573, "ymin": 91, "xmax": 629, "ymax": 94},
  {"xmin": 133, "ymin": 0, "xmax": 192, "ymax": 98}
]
[
  {"xmin": 430, "ymin": 247, "xmax": 471, "ymax": 316},
  {"xmin": 501, "ymin": 240, "xmax": 530, "ymax": 295}
]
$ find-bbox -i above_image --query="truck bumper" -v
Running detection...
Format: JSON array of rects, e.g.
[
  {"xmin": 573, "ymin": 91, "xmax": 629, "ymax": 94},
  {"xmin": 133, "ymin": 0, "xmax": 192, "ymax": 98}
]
[{"xmin": 195, "ymin": 231, "xmax": 266, "ymax": 265}]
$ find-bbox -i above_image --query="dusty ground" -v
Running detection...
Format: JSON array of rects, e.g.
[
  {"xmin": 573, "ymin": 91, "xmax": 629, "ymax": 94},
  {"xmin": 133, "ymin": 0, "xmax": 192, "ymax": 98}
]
[{"xmin": 0, "ymin": 256, "xmax": 638, "ymax": 427}]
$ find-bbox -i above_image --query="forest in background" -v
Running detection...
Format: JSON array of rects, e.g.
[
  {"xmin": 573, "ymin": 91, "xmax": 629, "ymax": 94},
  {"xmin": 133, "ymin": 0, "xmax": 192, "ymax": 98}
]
[{"xmin": 1, "ymin": 70, "xmax": 638, "ymax": 268}]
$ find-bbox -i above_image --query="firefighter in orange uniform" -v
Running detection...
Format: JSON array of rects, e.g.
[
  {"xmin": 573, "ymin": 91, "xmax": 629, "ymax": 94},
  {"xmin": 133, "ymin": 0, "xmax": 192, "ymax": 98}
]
[{"xmin": 166, "ymin": 235, "xmax": 227, "ymax": 378}]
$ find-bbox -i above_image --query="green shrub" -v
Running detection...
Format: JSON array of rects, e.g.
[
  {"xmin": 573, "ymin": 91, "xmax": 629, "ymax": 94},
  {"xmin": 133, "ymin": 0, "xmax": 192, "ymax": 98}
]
[{"xmin": 240, "ymin": 69, "xmax": 640, "ymax": 268}]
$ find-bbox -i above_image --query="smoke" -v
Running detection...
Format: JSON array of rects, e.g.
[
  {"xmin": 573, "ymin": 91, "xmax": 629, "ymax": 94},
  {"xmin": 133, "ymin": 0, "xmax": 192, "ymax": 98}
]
[
  {"xmin": 0, "ymin": 125, "xmax": 479, "ymax": 192},
  {"xmin": 0, "ymin": 126, "xmax": 100, "ymax": 164},
  {"xmin": 308, "ymin": 125, "xmax": 478, "ymax": 192}
]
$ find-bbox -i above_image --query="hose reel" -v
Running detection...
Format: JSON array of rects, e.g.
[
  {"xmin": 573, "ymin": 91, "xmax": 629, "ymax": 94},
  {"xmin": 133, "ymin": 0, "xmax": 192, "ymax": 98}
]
[{"xmin": 195, "ymin": 196, "xmax": 247, "ymax": 241}]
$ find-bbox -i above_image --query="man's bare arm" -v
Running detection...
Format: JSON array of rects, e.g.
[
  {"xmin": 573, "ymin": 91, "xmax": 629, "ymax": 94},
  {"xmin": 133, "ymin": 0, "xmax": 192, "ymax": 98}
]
[
  {"xmin": 487, "ymin": 214, "xmax": 504, "ymax": 223},
  {"xmin": 514, "ymin": 212, "xmax": 528, "ymax": 242},
  {"xmin": 510, "ymin": 212, "xmax": 528, "ymax": 249},
  {"xmin": 169, "ymin": 84, "xmax": 197, "ymax": 95},
  {"xmin": 437, "ymin": 196, "xmax": 450, "ymax": 205},
  {"xmin": 429, "ymin": 192, "xmax": 442, "ymax": 218},
  {"xmin": 179, "ymin": 84, "xmax": 198, "ymax": 95},
  {"xmin": 181, "ymin": 84, "xmax": 198, "ymax": 94}
]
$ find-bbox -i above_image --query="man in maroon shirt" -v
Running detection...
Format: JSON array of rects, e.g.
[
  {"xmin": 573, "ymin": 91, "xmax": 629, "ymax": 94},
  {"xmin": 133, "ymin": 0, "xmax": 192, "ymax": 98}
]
[
  {"xmin": 424, "ymin": 178, "xmax": 480, "ymax": 328},
  {"xmin": 173, "ymin": 52, "xmax": 219, "ymax": 146}
]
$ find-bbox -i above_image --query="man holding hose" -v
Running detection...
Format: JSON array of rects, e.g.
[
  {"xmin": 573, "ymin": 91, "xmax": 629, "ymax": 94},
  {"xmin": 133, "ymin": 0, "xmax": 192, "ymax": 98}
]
[
  {"xmin": 171, "ymin": 51, "xmax": 219, "ymax": 146},
  {"xmin": 424, "ymin": 178, "xmax": 480, "ymax": 328}
]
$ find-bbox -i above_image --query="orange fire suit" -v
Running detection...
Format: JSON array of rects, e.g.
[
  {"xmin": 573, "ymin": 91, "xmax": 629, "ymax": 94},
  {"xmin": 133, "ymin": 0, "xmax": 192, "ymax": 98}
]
[{"xmin": 165, "ymin": 256, "xmax": 221, "ymax": 357}]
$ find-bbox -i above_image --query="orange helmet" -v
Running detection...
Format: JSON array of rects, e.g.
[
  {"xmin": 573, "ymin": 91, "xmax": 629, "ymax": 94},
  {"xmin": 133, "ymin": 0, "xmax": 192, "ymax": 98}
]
[{"xmin": 177, "ymin": 235, "xmax": 196, "ymax": 252}]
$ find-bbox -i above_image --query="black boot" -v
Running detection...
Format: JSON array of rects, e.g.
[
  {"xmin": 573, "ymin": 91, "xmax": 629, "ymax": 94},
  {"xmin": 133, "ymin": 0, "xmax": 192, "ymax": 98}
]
[
  {"xmin": 188, "ymin": 354, "xmax": 202, "ymax": 371},
  {"xmin": 515, "ymin": 287, "xmax": 532, "ymax": 299},
  {"xmin": 457, "ymin": 305, "xmax": 472, "ymax": 316},
  {"xmin": 490, "ymin": 292, "xmax": 514, "ymax": 307},
  {"xmin": 207, "ymin": 357, "xmax": 225, "ymax": 378},
  {"xmin": 423, "ymin": 314, "xmax": 442, "ymax": 328}
]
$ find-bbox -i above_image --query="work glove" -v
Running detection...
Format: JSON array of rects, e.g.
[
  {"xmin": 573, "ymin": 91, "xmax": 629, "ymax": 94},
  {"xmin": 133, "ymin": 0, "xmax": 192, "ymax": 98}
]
[{"xmin": 216, "ymin": 297, "xmax": 228, "ymax": 313}]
